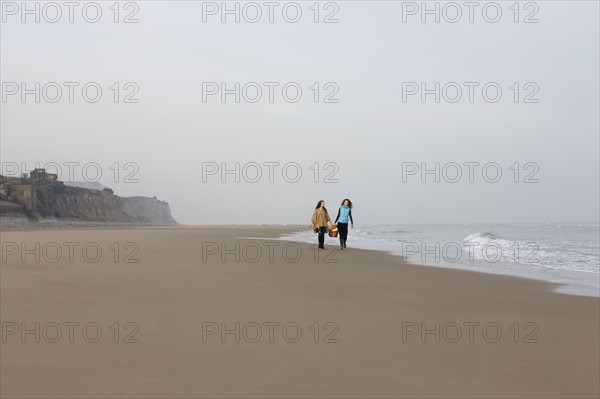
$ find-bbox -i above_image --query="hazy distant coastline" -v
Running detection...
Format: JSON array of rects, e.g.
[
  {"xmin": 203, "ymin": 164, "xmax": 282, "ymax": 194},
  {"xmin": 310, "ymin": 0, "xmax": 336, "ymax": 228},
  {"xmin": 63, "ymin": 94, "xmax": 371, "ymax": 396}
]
[{"xmin": 0, "ymin": 168, "xmax": 176, "ymax": 226}]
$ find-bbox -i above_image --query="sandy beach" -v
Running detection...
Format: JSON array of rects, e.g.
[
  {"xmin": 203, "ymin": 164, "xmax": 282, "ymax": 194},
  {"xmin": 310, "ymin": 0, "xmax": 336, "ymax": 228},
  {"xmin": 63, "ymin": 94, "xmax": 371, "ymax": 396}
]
[{"xmin": 1, "ymin": 225, "xmax": 598, "ymax": 398}]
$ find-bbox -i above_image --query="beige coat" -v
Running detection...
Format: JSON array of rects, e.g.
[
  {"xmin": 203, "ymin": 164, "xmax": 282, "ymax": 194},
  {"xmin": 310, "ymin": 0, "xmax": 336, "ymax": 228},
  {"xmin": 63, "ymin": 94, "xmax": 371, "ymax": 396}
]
[{"xmin": 311, "ymin": 208, "xmax": 331, "ymax": 228}]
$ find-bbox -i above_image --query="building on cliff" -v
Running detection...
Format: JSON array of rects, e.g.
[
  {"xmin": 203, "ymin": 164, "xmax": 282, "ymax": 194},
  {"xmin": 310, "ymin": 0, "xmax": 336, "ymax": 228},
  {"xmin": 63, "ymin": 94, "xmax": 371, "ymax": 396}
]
[{"xmin": 0, "ymin": 168, "xmax": 60, "ymax": 211}]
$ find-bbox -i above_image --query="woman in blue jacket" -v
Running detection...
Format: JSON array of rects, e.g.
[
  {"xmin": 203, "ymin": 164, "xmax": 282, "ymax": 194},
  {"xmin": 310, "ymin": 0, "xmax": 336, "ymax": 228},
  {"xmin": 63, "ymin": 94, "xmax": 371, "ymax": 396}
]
[{"xmin": 334, "ymin": 199, "xmax": 354, "ymax": 249}]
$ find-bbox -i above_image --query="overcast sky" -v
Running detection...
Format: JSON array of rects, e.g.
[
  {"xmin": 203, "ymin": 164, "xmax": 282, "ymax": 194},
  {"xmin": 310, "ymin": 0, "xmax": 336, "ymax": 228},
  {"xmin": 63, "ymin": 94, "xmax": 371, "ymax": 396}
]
[{"xmin": 1, "ymin": 1, "xmax": 598, "ymax": 225}]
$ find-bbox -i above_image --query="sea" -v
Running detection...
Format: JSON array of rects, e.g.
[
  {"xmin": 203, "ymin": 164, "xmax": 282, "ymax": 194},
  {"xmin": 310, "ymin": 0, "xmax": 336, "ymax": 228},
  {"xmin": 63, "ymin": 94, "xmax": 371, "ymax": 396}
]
[{"xmin": 280, "ymin": 222, "xmax": 600, "ymax": 297}]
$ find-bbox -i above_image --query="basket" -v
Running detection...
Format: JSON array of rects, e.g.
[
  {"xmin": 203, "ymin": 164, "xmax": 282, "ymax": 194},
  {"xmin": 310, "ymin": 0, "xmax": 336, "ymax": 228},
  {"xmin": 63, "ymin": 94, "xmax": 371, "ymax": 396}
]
[{"xmin": 328, "ymin": 225, "xmax": 339, "ymax": 237}]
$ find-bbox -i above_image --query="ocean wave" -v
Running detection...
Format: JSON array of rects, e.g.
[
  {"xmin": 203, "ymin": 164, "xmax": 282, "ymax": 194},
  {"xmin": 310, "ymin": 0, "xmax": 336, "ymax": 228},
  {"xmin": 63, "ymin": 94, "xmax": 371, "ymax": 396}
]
[
  {"xmin": 462, "ymin": 232, "xmax": 599, "ymax": 273},
  {"xmin": 463, "ymin": 232, "xmax": 499, "ymax": 241}
]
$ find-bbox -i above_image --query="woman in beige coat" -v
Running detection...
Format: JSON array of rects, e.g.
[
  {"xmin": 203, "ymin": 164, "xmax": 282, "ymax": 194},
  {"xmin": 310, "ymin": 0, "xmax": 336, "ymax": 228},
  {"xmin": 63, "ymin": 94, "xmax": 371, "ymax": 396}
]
[{"xmin": 310, "ymin": 200, "xmax": 333, "ymax": 249}]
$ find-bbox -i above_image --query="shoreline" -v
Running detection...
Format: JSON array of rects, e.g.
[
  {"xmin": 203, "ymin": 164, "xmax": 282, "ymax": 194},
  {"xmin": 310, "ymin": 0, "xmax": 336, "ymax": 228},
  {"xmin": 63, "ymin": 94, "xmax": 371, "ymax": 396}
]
[{"xmin": 274, "ymin": 228, "xmax": 600, "ymax": 298}]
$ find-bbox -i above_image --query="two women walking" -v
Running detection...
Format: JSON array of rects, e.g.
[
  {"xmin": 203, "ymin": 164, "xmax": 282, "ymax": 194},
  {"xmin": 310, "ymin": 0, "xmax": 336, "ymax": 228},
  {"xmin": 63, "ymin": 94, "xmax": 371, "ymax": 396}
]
[{"xmin": 310, "ymin": 199, "xmax": 354, "ymax": 249}]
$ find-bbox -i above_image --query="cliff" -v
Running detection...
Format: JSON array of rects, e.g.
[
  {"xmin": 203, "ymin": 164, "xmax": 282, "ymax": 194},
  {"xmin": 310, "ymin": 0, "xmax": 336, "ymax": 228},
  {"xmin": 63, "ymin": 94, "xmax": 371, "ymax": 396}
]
[
  {"xmin": 1, "ymin": 176, "xmax": 177, "ymax": 225},
  {"xmin": 35, "ymin": 183, "xmax": 177, "ymax": 224}
]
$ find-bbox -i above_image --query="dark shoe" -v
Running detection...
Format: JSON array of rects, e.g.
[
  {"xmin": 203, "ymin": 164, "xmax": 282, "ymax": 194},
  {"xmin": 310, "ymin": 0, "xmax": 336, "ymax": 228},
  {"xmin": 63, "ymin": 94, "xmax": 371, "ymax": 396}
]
[
  {"xmin": 339, "ymin": 238, "xmax": 344, "ymax": 250},
  {"xmin": 318, "ymin": 244, "xmax": 325, "ymax": 249},
  {"xmin": 342, "ymin": 239, "xmax": 347, "ymax": 248}
]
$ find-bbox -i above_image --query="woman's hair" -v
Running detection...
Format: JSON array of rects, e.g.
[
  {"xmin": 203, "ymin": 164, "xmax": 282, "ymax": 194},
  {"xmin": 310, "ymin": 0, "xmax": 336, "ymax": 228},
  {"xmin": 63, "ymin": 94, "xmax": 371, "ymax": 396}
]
[
  {"xmin": 315, "ymin": 200, "xmax": 327, "ymax": 212},
  {"xmin": 341, "ymin": 198, "xmax": 353, "ymax": 209}
]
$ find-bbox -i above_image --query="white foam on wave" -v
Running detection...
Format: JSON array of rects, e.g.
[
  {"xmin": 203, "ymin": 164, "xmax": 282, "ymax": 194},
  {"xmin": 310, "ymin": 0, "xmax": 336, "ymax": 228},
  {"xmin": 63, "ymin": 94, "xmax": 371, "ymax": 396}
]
[{"xmin": 463, "ymin": 232, "xmax": 599, "ymax": 274}]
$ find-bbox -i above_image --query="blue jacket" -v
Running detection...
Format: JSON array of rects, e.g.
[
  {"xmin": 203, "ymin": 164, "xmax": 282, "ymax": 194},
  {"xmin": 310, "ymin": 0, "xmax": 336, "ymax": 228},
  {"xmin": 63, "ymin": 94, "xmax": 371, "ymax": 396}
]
[{"xmin": 335, "ymin": 205, "xmax": 353, "ymax": 224}]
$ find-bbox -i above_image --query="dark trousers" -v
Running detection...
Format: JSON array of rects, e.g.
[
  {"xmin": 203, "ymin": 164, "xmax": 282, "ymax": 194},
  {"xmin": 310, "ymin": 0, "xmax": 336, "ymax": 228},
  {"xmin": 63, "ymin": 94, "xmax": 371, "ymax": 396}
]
[
  {"xmin": 337, "ymin": 223, "xmax": 349, "ymax": 240},
  {"xmin": 317, "ymin": 227, "xmax": 327, "ymax": 246}
]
